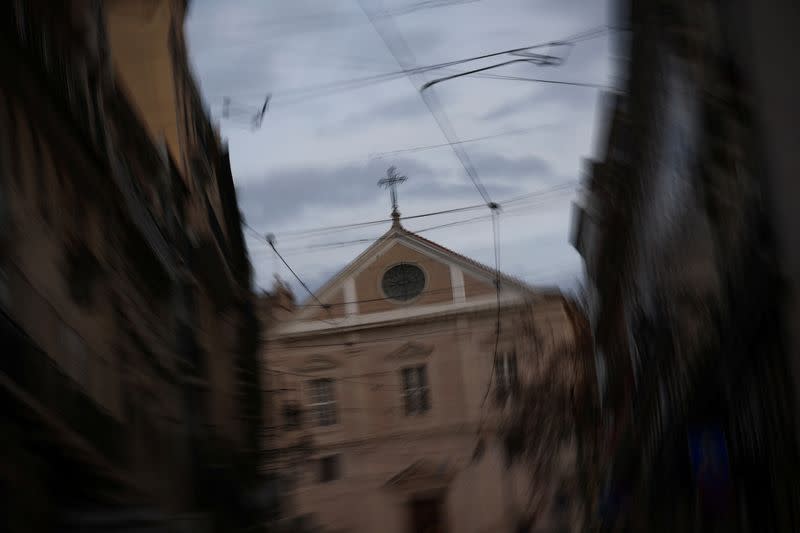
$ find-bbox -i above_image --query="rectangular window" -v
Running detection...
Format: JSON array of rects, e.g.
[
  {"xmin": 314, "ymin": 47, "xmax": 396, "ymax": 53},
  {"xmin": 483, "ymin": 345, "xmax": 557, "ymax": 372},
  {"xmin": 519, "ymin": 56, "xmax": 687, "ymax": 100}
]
[
  {"xmin": 402, "ymin": 365, "xmax": 430, "ymax": 416},
  {"xmin": 319, "ymin": 455, "xmax": 341, "ymax": 483},
  {"xmin": 495, "ymin": 351, "xmax": 518, "ymax": 402},
  {"xmin": 309, "ymin": 378, "xmax": 337, "ymax": 427},
  {"xmin": 283, "ymin": 402, "xmax": 302, "ymax": 429}
]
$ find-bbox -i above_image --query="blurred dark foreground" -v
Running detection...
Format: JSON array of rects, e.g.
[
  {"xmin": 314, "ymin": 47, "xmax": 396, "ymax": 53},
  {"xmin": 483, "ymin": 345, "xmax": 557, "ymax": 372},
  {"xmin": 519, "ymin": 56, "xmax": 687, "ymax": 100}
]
[
  {"xmin": 571, "ymin": 0, "xmax": 800, "ymax": 531},
  {"xmin": 2, "ymin": 0, "xmax": 800, "ymax": 532}
]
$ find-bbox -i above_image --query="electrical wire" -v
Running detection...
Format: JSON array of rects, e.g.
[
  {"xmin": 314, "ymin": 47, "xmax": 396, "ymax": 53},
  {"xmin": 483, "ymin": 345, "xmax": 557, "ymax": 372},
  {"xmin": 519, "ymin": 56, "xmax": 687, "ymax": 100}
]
[
  {"xmin": 406, "ymin": 190, "xmax": 571, "ymax": 236},
  {"xmin": 419, "ymin": 83, "xmax": 494, "ymax": 206},
  {"xmin": 262, "ymin": 232, "xmax": 346, "ymax": 327},
  {"xmin": 227, "ymin": 0, "xmax": 479, "ymax": 36},
  {"xmin": 250, "ymin": 201, "xmax": 572, "ymax": 269},
  {"xmin": 481, "ymin": 210, "xmax": 502, "ymax": 409},
  {"xmin": 251, "ymin": 177, "xmax": 577, "ymax": 246},
  {"xmin": 266, "ymin": 261, "xmax": 570, "ymax": 310},
  {"xmin": 218, "ymin": 25, "xmax": 611, "ymax": 117},
  {"xmin": 255, "ymin": 195, "xmax": 569, "ymax": 257},
  {"xmin": 259, "ymin": 182, "xmax": 577, "ymax": 254},
  {"xmin": 418, "ymin": 27, "xmax": 611, "ymax": 91},
  {"xmin": 274, "ymin": 202, "xmax": 489, "ymax": 239},
  {"xmin": 254, "ymin": 193, "xmax": 574, "ymax": 259},
  {"xmin": 422, "ymin": 57, "xmax": 555, "ymax": 90},
  {"xmin": 238, "ymin": 21, "xmax": 594, "ymax": 402},
  {"xmin": 446, "ymin": 72, "xmax": 614, "ymax": 89},
  {"xmin": 380, "ymin": 0, "xmax": 481, "ymax": 17},
  {"xmin": 355, "ymin": 4, "xmax": 598, "ymax": 208},
  {"xmin": 369, "ymin": 126, "xmax": 542, "ymax": 159},
  {"xmin": 269, "ymin": 235, "xmax": 324, "ymax": 307}
]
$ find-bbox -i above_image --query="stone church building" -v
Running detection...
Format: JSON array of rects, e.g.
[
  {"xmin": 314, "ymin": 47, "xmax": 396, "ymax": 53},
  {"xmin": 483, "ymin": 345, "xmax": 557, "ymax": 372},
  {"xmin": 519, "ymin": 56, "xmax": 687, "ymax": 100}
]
[{"xmin": 262, "ymin": 211, "xmax": 575, "ymax": 533}]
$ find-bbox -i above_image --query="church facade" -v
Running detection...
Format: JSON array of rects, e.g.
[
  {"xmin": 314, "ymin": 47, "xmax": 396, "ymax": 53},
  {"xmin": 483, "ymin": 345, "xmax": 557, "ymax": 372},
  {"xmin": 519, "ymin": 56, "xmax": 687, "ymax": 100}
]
[{"xmin": 261, "ymin": 215, "xmax": 575, "ymax": 533}]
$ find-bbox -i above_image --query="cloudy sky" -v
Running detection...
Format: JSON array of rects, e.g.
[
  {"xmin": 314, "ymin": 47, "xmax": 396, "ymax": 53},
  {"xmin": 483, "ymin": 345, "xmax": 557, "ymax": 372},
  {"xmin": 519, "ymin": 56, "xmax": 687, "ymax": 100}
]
[{"xmin": 186, "ymin": 0, "xmax": 613, "ymax": 298}]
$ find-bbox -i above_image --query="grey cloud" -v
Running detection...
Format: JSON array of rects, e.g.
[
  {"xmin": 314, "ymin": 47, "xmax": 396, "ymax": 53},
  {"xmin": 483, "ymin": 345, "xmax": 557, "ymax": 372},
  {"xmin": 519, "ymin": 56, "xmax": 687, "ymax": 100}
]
[
  {"xmin": 189, "ymin": 0, "xmax": 606, "ymax": 295},
  {"xmin": 371, "ymin": 97, "xmax": 430, "ymax": 120},
  {"xmin": 317, "ymin": 95, "xmax": 431, "ymax": 136},
  {"xmin": 289, "ymin": 266, "xmax": 341, "ymax": 297},
  {"xmin": 396, "ymin": 26, "xmax": 446, "ymax": 55},
  {"xmin": 237, "ymin": 164, "xmax": 383, "ymax": 230},
  {"xmin": 236, "ymin": 149, "xmax": 546, "ymax": 232},
  {"xmin": 188, "ymin": 5, "xmax": 284, "ymax": 104},
  {"xmin": 470, "ymin": 151, "xmax": 554, "ymax": 183},
  {"xmin": 236, "ymin": 157, "xmax": 440, "ymax": 230},
  {"xmin": 509, "ymin": 0, "xmax": 607, "ymax": 32},
  {"xmin": 479, "ymin": 80, "xmax": 602, "ymax": 122},
  {"xmin": 481, "ymin": 96, "xmax": 533, "ymax": 122},
  {"xmin": 385, "ymin": 151, "xmax": 551, "ymax": 202},
  {"xmin": 406, "ymin": 179, "xmax": 520, "ymax": 202},
  {"xmin": 477, "ymin": 32, "xmax": 610, "ymax": 122}
]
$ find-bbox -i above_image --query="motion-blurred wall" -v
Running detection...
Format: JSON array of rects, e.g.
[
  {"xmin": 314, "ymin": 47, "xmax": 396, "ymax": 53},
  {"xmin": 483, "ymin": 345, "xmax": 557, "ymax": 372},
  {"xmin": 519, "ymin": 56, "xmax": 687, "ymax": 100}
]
[
  {"xmin": 571, "ymin": 0, "xmax": 800, "ymax": 531},
  {"xmin": 0, "ymin": 1, "xmax": 266, "ymax": 531}
]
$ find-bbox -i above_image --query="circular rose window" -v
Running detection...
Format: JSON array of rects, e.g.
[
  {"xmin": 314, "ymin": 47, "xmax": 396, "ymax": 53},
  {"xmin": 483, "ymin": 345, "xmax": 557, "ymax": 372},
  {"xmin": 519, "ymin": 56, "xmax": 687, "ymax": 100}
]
[{"xmin": 381, "ymin": 264, "xmax": 425, "ymax": 301}]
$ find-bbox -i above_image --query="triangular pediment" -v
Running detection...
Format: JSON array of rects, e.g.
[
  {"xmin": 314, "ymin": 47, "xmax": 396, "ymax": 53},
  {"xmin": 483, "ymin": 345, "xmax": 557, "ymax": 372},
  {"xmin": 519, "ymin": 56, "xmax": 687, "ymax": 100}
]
[
  {"xmin": 384, "ymin": 342, "xmax": 433, "ymax": 361},
  {"xmin": 293, "ymin": 224, "xmax": 533, "ymax": 322},
  {"xmin": 295, "ymin": 355, "xmax": 339, "ymax": 372},
  {"xmin": 384, "ymin": 459, "xmax": 457, "ymax": 490}
]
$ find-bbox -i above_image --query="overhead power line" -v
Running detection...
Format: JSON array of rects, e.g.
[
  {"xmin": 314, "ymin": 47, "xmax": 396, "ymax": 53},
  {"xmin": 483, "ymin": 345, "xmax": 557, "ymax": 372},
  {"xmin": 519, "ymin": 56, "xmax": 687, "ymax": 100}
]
[
  {"xmin": 279, "ymin": 260, "xmax": 571, "ymax": 309},
  {"xmin": 369, "ymin": 126, "xmax": 541, "ymax": 159},
  {"xmin": 482, "ymin": 209, "xmax": 502, "ymax": 409},
  {"xmin": 219, "ymin": 24, "xmax": 612, "ymax": 117},
  {"xmin": 260, "ymin": 203, "xmax": 494, "ymax": 242},
  {"xmin": 271, "ymin": 186, "xmax": 577, "ymax": 256},
  {"xmin": 248, "ymin": 191, "xmax": 574, "ymax": 259},
  {"xmin": 355, "ymin": 5, "xmax": 604, "ymax": 208},
  {"xmin": 247, "ymin": 0, "xmax": 480, "ymax": 34},
  {"xmin": 275, "ymin": 202, "xmax": 487, "ymax": 239},
  {"xmin": 464, "ymin": 73, "xmax": 614, "ymax": 89},
  {"xmin": 419, "ymin": 24, "xmax": 610, "ymax": 92},
  {"xmin": 422, "ymin": 59, "xmax": 613, "ymax": 91},
  {"xmin": 264, "ymin": 233, "xmax": 330, "ymax": 312},
  {"xmin": 246, "ymin": 181, "xmax": 577, "ymax": 245},
  {"xmin": 379, "ymin": 0, "xmax": 481, "ymax": 17},
  {"xmin": 359, "ymin": 0, "xmax": 494, "ymax": 205}
]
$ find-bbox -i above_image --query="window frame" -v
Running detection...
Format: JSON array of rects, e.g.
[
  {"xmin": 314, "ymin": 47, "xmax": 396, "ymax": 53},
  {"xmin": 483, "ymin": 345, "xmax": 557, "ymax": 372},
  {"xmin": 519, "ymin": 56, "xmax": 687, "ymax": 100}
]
[
  {"xmin": 401, "ymin": 365, "xmax": 430, "ymax": 416},
  {"xmin": 308, "ymin": 378, "xmax": 337, "ymax": 427},
  {"xmin": 495, "ymin": 350, "xmax": 518, "ymax": 401},
  {"xmin": 318, "ymin": 454, "xmax": 341, "ymax": 483},
  {"xmin": 380, "ymin": 262, "xmax": 428, "ymax": 303}
]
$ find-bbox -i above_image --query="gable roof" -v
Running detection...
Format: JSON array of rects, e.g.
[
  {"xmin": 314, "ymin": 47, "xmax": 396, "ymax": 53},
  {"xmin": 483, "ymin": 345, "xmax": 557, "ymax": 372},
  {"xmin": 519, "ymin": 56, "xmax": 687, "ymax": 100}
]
[
  {"xmin": 384, "ymin": 458, "xmax": 457, "ymax": 490},
  {"xmin": 295, "ymin": 221, "xmax": 534, "ymax": 314}
]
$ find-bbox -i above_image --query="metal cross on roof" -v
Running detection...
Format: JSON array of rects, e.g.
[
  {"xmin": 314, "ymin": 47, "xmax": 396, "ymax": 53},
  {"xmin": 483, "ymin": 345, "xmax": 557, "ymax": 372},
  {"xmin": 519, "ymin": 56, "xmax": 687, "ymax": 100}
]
[{"xmin": 377, "ymin": 166, "xmax": 408, "ymax": 218}]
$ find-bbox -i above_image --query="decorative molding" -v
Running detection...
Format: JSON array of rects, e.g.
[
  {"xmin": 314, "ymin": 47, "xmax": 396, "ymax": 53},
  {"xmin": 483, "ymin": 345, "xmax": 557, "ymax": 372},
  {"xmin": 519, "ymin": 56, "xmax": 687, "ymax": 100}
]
[
  {"xmin": 275, "ymin": 293, "xmax": 519, "ymax": 337},
  {"xmin": 296, "ymin": 355, "xmax": 339, "ymax": 373},
  {"xmin": 377, "ymin": 261, "xmax": 429, "ymax": 305},
  {"xmin": 384, "ymin": 459, "xmax": 456, "ymax": 490},
  {"xmin": 384, "ymin": 341, "xmax": 434, "ymax": 361},
  {"xmin": 449, "ymin": 264, "xmax": 465, "ymax": 304},
  {"xmin": 294, "ymin": 226, "xmax": 534, "ymax": 320},
  {"xmin": 343, "ymin": 276, "xmax": 358, "ymax": 316}
]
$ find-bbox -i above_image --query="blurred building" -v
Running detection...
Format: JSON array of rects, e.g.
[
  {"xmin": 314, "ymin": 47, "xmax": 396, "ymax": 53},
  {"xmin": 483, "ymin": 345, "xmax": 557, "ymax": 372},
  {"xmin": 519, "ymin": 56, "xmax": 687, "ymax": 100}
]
[
  {"xmin": 497, "ymin": 293, "xmax": 598, "ymax": 533},
  {"xmin": 262, "ymin": 213, "xmax": 578, "ymax": 533},
  {"xmin": 0, "ymin": 1, "xmax": 264, "ymax": 531},
  {"xmin": 571, "ymin": 0, "xmax": 800, "ymax": 531}
]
